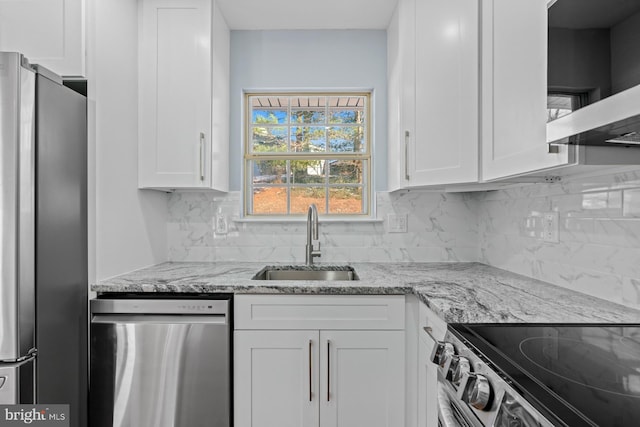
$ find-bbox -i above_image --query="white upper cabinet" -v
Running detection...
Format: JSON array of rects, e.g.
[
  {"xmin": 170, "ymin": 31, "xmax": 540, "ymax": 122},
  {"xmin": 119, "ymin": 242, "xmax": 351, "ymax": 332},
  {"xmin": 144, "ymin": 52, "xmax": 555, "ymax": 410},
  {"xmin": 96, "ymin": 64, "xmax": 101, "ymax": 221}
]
[
  {"xmin": 0, "ymin": 0, "xmax": 85, "ymax": 76},
  {"xmin": 481, "ymin": 0, "xmax": 572, "ymax": 181},
  {"xmin": 138, "ymin": 0, "xmax": 229, "ymax": 191},
  {"xmin": 412, "ymin": 0, "xmax": 479, "ymax": 186},
  {"xmin": 388, "ymin": 0, "xmax": 479, "ymax": 190}
]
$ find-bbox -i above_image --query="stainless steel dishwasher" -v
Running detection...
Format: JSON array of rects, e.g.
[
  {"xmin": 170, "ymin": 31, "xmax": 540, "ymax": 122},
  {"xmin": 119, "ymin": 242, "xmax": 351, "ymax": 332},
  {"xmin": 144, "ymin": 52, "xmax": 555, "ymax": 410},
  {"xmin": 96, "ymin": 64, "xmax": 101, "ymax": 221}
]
[{"xmin": 89, "ymin": 296, "xmax": 231, "ymax": 427}]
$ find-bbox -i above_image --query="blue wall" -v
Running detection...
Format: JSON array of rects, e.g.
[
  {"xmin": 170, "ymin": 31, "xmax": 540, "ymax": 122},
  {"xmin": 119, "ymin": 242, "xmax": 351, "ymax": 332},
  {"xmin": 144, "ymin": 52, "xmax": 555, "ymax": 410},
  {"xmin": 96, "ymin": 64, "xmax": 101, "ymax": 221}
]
[{"xmin": 229, "ymin": 30, "xmax": 388, "ymax": 191}]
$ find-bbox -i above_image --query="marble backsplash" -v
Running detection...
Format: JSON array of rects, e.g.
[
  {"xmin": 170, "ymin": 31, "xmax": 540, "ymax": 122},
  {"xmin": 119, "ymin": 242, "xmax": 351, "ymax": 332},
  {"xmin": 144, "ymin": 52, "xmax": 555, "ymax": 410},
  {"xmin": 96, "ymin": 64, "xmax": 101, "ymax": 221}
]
[
  {"xmin": 475, "ymin": 168, "xmax": 640, "ymax": 310},
  {"xmin": 167, "ymin": 191, "xmax": 478, "ymax": 264},
  {"xmin": 167, "ymin": 168, "xmax": 640, "ymax": 310}
]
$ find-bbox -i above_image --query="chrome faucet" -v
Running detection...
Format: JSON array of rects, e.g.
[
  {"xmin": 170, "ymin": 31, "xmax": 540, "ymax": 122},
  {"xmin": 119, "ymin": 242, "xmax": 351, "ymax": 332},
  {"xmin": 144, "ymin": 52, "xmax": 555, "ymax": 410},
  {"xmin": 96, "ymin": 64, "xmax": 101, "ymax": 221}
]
[{"xmin": 305, "ymin": 204, "xmax": 321, "ymax": 265}]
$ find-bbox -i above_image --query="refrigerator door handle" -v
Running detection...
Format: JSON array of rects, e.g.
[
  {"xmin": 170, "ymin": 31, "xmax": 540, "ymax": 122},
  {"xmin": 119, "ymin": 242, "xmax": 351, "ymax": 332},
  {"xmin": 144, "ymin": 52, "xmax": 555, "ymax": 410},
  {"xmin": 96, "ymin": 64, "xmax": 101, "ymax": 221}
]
[
  {"xmin": 1, "ymin": 354, "xmax": 35, "ymax": 364},
  {"xmin": 0, "ymin": 354, "xmax": 35, "ymax": 404},
  {"xmin": 17, "ymin": 349, "xmax": 37, "ymax": 363},
  {"xmin": 0, "ymin": 356, "xmax": 36, "ymax": 368}
]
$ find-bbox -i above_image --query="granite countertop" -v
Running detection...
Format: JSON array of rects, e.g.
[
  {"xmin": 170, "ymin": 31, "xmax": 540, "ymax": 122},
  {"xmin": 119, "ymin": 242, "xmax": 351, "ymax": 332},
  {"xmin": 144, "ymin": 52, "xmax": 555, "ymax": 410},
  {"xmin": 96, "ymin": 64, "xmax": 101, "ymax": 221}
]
[{"xmin": 92, "ymin": 262, "xmax": 640, "ymax": 324}]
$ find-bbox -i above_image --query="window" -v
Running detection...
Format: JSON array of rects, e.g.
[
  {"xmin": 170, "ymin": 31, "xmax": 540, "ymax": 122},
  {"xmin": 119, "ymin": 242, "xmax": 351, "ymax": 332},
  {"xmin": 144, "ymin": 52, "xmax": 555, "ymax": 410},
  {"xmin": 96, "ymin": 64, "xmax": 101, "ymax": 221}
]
[
  {"xmin": 244, "ymin": 93, "xmax": 371, "ymax": 217},
  {"xmin": 547, "ymin": 91, "xmax": 588, "ymax": 122}
]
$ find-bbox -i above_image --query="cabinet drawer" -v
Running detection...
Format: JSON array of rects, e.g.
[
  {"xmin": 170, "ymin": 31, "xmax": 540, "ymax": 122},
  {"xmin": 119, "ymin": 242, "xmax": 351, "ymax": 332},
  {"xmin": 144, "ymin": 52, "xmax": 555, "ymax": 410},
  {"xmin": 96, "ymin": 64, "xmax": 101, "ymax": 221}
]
[{"xmin": 234, "ymin": 295, "xmax": 405, "ymax": 330}]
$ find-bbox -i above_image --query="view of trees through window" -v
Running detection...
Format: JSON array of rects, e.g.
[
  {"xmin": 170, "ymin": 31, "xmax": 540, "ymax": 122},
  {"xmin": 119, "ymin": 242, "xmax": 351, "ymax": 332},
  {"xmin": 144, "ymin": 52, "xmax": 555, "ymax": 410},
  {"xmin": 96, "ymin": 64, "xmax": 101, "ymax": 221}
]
[
  {"xmin": 245, "ymin": 94, "xmax": 371, "ymax": 216},
  {"xmin": 547, "ymin": 92, "xmax": 586, "ymax": 122}
]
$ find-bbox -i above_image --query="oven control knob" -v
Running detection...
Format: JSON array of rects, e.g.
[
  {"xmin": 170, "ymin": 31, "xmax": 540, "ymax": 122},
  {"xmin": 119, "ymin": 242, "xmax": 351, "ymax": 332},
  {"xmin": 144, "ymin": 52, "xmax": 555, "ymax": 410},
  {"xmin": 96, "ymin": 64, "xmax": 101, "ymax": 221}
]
[
  {"xmin": 459, "ymin": 373, "xmax": 491, "ymax": 410},
  {"xmin": 430, "ymin": 341, "xmax": 455, "ymax": 367},
  {"xmin": 449, "ymin": 356, "xmax": 471, "ymax": 386}
]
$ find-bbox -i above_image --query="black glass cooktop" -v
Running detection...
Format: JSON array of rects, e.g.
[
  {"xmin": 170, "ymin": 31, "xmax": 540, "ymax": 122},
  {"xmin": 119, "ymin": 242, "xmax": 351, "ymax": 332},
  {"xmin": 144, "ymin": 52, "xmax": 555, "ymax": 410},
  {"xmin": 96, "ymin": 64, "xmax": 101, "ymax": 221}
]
[{"xmin": 450, "ymin": 324, "xmax": 640, "ymax": 427}]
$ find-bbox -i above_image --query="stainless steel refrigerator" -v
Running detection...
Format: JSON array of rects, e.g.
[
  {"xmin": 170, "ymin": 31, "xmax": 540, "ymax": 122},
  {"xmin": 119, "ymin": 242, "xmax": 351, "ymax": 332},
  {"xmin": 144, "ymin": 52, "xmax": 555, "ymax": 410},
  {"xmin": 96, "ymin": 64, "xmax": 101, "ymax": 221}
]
[{"xmin": 0, "ymin": 52, "xmax": 87, "ymax": 425}]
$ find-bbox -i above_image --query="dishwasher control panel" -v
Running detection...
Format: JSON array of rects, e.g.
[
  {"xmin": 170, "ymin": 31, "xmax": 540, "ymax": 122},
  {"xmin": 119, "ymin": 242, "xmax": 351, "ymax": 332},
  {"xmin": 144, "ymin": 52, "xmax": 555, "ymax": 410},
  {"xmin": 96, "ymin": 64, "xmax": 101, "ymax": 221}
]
[{"xmin": 91, "ymin": 296, "xmax": 230, "ymax": 315}]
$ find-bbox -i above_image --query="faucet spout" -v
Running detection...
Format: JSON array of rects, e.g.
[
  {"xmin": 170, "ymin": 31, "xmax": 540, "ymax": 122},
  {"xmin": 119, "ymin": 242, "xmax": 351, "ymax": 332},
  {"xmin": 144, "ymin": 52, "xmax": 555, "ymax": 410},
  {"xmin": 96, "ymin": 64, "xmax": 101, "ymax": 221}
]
[{"xmin": 305, "ymin": 204, "xmax": 321, "ymax": 265}]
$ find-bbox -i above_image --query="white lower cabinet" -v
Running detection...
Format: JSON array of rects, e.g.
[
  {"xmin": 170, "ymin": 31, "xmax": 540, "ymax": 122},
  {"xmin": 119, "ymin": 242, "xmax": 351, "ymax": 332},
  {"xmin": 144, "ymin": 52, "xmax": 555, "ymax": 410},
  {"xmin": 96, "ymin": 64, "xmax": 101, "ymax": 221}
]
[
  {"xmin": 320, "ymin": 330, "xmax": 404, "ymax": 427},
  {"xmin": 234, "ymin": 295, "xmax": 405, "ymax": 427},
  {"xmin": 234, "ymin": 330, "xmax": 318, "ymax": 427}
]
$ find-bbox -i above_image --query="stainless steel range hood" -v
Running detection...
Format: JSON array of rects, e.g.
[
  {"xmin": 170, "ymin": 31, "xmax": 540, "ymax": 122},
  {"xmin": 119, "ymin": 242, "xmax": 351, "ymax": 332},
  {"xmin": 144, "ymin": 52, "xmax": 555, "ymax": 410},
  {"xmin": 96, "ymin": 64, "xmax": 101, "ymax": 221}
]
[{"xmin": 549, "ymin": 113, "xmax": 640, "ymax": 147}]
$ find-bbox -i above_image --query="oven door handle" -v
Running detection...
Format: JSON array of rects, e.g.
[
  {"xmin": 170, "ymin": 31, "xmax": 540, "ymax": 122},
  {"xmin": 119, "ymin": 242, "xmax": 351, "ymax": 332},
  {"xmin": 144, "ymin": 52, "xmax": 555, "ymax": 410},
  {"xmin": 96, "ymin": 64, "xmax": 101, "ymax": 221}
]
[{"xmin": 438, "ymin": 382, "xmax": 464, "ymax": 427}]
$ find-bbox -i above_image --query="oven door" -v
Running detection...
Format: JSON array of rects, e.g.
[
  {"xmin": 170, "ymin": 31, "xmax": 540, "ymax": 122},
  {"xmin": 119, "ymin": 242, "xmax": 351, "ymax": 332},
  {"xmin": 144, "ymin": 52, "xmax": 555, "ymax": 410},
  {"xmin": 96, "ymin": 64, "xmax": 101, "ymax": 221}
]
[{"xmin": 437, "ymin": 375, "xmax": 482, "ymax": 427}]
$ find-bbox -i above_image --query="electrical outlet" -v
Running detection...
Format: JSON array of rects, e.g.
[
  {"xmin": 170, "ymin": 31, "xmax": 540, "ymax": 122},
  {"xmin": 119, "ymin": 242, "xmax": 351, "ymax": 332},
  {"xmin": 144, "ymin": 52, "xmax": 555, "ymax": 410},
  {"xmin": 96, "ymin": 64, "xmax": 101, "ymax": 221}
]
[
  {"xmin": 542, "ymin": 211, "xmax": 559, "ymax": 243},
  {"xmin": 387, "ymin": 214, "xmax": 408, "ymax": 233},
  {"xmin": 215, "ymin": 210, "xmax": 228, "ymax": 235}
]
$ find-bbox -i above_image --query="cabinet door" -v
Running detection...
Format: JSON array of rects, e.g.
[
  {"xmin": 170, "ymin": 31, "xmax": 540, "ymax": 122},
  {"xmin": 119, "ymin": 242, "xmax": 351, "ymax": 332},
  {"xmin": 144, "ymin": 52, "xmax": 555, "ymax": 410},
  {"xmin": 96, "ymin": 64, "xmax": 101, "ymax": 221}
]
[
  {"xmin": 0, "ymin": 0, "xmax": 84, "ymax": 76},
  {"xmin": 411, "ymin": 0, "xmax": 478, "ymax": 186},
  {"xmin": 320, "ymin": 330, "xmax": 404, "ymax": 427},
  {"xmin": 388, "ymin": 0, "xmax": 478, "ymax": 189},
  {"xmin": 481, "ymin": 0, "xmax": 572, "ymax": 181},
  {"xmin": 417, "ymin": 304, "xmax": 447, "ymax": 427},
  {"xmin": 235, "ymin": 330, "xmax": 319, "ymax": 427},
  {"xmin": 138, "ymin": 0, "xmax": 212, "ymax": 189},
  {"xmin": 387, "ymin": 0, "xmax": 407, "ymax": 191},
  {"xmin": 387, "ymin": 0, "xmax": 415, "ymax": 191}
]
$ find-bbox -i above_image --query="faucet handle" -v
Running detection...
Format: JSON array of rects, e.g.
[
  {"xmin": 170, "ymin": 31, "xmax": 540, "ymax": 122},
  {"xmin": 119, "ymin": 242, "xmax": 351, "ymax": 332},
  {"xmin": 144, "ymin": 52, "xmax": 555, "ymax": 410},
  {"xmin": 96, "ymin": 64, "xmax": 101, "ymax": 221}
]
[{"xmin": 312, "ymin": 241, "xmax": 321, "ymax": 259}]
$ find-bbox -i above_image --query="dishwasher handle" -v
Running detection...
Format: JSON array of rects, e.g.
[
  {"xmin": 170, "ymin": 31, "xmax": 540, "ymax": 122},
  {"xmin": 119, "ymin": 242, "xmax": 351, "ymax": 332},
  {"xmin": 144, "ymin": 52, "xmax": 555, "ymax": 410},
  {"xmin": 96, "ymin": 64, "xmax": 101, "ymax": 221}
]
[
  {"xmin": 91, "ymin": 298, "xmax": 229, "ymax": 316},
  {"xmin": 92, "ymin": 314, "xmax": 228, "ymax": 325}
]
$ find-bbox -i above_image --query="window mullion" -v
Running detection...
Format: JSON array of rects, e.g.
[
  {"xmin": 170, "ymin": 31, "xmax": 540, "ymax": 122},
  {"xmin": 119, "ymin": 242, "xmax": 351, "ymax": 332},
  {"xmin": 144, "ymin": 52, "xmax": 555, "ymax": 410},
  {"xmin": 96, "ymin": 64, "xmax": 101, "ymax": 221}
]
[
  {"xmin": 324, "ymin": 96, "xmax": 329, "ymax": 214},
  {"xmin": 286, "ymin": 159, "xmax": 291, "ymax": 215},
  {"xmin": 287, "ymin": 97, "xmax": 291, "ymax": 214},
  {"xmin": 324, "ymin": 159, "xmax": 330, "ymax": 214},
  {"xmin": 287, "ymin": 96, "xmax": 292, "ymax": 151},
  {"xmin": 324, "ymin": 96, "xmax": 329, "ymax": 154}
]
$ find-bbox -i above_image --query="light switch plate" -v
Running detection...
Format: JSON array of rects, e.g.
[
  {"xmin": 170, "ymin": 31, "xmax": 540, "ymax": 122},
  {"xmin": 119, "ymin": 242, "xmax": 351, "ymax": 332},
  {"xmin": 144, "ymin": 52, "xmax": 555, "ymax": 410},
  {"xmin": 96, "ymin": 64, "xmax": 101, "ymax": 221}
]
[{"xmin": 387, "ymin": 214, "xmax": 408, "ymax": 233}]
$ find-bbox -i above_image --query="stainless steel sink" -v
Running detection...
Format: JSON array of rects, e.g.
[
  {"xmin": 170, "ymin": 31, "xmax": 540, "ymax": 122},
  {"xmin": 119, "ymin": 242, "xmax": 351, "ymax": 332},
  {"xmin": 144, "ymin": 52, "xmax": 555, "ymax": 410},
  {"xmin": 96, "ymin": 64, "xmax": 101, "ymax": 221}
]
[{"xmin": 252, "ymin": 265, "xmax": 359, "ymax": 281}]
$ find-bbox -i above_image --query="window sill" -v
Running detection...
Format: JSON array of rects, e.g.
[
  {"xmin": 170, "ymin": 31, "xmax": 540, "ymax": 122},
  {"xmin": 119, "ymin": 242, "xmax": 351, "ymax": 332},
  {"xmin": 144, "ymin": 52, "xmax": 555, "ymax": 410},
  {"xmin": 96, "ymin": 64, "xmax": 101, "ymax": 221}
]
[{"xmin": 234, "ymin": 216, "xmax": 384, "ymax": 224}]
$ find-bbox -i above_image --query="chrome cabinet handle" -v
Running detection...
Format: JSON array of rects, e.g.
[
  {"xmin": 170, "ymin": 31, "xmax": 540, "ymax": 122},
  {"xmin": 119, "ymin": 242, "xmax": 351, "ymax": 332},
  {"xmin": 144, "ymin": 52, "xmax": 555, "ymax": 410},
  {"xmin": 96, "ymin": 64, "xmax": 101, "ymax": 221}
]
[
  {"xmin": 309, "ymin": 340, "xmax": 312, "ymax": 402},
  {"xmin": 423, "ymin": 326, "xmax": 438, "ymax": 343},
  {"xmin": 404, "ymin": 130, "xmax": 410, "ymax": 181},
  {"xmin": 327, "ymin": 340, "xmax": 331, "ymax": 402},
  {"xmin": 199, "ymin": 132, "xmax": 205, "ymax": 181}
]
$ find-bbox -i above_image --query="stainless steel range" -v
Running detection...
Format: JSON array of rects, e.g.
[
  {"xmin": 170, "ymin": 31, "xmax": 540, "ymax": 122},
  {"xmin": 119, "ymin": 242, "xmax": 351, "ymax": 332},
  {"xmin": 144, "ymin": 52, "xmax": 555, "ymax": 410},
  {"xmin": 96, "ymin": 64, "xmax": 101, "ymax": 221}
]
[{"xmin": 429, "ymin": 324, "xmax": 640, "ymax": 427}]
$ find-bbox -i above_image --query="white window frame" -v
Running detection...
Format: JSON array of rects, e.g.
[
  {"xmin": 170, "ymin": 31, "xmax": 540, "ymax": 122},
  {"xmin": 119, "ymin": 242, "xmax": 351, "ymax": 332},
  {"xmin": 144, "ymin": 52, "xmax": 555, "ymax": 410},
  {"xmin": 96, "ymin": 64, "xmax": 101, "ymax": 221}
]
[{"xmin": 243, "ymin": 91, "xmax": 372, "ymax": 218}]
